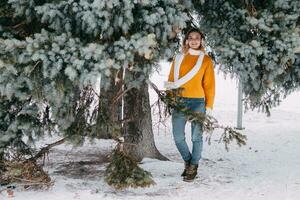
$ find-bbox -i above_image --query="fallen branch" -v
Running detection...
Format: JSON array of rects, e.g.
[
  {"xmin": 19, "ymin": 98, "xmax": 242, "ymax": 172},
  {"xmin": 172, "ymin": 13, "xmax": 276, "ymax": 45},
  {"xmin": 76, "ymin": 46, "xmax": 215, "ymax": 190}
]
[
  {"xmin": 1, "ymin": 159, "xmax": 52, "ymax": 190},
  {"xmin": 149, "ymin": 81, "xmax": 247, "ymax": 151},
  {"xmin": 29, "ymin": 138, "xmax": 66, "ymax": 162},
  {"xmin": 105, "ymin": 138, "xmax": 155, "ymax": 189}
]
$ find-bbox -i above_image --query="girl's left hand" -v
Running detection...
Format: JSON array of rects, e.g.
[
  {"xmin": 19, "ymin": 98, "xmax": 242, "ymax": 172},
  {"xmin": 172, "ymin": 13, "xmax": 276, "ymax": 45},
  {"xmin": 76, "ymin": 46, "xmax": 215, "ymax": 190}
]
[{"xmin": 206, "ymin": 107, "xmax": 213, "ymax": 116}]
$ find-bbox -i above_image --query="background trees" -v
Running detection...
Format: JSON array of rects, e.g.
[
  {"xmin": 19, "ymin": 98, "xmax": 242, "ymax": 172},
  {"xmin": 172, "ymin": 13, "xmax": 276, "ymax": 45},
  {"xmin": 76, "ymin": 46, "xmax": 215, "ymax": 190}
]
[{"xmin": 193, "ymin": 0, "xmax": 300, "ymax": 114}]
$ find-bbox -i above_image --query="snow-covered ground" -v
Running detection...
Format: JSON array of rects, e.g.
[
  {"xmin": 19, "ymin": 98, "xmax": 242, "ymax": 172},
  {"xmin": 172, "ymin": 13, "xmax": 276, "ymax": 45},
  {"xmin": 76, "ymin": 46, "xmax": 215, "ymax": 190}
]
[{"xmin": 2, "ymin": 62, "xmax": 300, "ymax": 200}]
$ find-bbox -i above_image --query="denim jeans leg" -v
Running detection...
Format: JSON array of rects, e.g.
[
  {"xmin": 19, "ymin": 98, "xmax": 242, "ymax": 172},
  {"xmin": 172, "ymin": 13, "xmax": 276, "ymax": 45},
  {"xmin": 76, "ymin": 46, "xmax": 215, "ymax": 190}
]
[
  {"xmin": 190, "ymin": 120, "xmax": 203, "ymax": 165},
  {"xmin": 189, "ymin": 99, "xmax": 205, "ymax": 165},
  {"xmin": 172, "ymin": 109, "xmax": 191, "ymax": 162}
]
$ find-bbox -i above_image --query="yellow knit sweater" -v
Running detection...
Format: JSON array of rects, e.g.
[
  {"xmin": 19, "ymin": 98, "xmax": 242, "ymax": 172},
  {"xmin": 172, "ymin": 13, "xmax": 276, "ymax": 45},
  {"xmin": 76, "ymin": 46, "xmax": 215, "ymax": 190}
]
[{"xmin": 168, "ymin": 50, "xmax": 215, "ymax": 109}]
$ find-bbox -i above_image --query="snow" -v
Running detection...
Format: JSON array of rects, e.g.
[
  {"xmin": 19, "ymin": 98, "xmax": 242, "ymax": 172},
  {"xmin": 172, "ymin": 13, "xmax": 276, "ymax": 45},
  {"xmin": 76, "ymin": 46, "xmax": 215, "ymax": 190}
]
[{"xmin": 1, "ymin": 61, "xmax": 300, "ymax": 199}]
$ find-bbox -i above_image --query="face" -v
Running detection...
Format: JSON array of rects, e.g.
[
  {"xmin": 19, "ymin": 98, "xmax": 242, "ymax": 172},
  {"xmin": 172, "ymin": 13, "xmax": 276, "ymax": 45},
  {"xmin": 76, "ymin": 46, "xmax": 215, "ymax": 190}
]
[{"xmin": 186, "ymin": 31, "xmax": 202, "ymax": 50}]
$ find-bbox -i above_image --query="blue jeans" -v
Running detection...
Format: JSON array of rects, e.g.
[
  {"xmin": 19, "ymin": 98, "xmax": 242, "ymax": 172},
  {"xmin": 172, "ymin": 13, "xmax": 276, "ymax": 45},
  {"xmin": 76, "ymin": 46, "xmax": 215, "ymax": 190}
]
[{"xmin": 171, "ymin": 97, "xmax": 206, "ymax": 165}]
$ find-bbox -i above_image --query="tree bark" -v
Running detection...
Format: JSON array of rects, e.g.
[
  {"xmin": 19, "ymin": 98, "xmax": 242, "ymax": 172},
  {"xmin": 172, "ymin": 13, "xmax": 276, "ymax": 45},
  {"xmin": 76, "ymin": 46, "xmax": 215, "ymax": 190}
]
[
  {"xmin": 95, "ymin": 73, "xmax": 122, "ymax": 139},
  {"xmin": 96, "ymin": 70, "xmax": 168, "ymax": 162},
  {"xmin": 0, "ymin": 152, "xmax": 4, "ymax": 173},
  {"xmin": 124, "ymin": 81, "xmax": 168, "ymax": 162}
]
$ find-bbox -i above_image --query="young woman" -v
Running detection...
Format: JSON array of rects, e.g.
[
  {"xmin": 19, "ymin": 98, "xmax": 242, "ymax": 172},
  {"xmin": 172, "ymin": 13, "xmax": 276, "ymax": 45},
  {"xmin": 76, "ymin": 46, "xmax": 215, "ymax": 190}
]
[{"xmin": 165, "ymin": 28, "xmax": 215, "ymax": 182}]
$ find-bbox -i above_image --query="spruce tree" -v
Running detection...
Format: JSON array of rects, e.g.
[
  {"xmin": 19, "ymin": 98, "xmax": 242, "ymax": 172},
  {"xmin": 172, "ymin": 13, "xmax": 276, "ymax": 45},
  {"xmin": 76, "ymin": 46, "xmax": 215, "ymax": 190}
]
[
  {"xmin": 0, "ymin": 0, "xmax": 191, "ymax": 151},
  {"xmin": 193, "ymin": 0, "xmax": 300, "ymax": 114},
  {"xmin": 0, "ymin": 0, "xmax": 192, "ymax": 188}
]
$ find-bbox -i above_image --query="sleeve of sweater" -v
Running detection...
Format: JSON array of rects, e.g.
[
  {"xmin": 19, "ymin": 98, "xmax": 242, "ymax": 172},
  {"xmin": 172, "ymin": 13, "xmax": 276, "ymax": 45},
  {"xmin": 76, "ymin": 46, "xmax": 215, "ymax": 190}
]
[
  {"xmin": 168, "ymin": 58, "xmax": 175, "ymax": 82},
  {"xmin": 202, "ymin": 56, "xmax": 215, "ymax": 109}
]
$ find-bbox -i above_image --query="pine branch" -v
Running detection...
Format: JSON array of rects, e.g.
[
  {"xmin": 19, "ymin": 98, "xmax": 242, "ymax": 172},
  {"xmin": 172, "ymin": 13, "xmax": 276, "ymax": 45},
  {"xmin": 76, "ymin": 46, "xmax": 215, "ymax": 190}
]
[
  {"xmin": 12, "ymin": 20, "xmax": 27, "ymax": 29},
  {"xmin": 29, "ymin": 138, "xmax": 65, "ymax": 162},
  {"xmin": 1, "ymin": 159, "xmax": 52, "ymax": 190},
  {"xmin": 105, "ymin": 138, "xmax": 155, "ymax": 190},
  {"xmin": 149, "ymin": 82, "xmax": 247, "ymax": 151}
]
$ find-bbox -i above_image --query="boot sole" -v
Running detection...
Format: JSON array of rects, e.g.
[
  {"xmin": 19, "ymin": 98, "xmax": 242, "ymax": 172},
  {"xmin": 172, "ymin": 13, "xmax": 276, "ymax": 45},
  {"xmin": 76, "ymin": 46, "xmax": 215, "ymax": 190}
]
[
  {"xmin": 183, "ymin": 175, "xmax": 197, "ymax": 182},
  {"xmin": 183, "ymin": 178, "xmax": 195, "ymax": 182}
]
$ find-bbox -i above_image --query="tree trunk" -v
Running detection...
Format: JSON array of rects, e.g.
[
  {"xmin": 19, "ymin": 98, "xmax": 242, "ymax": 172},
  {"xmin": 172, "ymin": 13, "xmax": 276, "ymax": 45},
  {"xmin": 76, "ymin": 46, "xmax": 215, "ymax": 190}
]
[
  {"xmin": 95, "ymin": 72, "xmax": 122, "ymax": 139},
  {"xmin": 0, "ymin": 152, "xmax": 4, "ymax": 173},
  {"xmin": 124, "ymin": 81, "xmax": 168, "ymax": 162},
  {"xmin": 96, "ymin": 70, "xmax": 167, "ymax": 162}
]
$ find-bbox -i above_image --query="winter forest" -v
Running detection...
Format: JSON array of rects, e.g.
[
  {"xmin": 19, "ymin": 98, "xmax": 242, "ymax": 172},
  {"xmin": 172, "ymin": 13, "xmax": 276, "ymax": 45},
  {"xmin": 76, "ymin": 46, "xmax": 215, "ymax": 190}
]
[{"xmin": 0, "ymin": 0, "xmax": 299, "ymax": 199}]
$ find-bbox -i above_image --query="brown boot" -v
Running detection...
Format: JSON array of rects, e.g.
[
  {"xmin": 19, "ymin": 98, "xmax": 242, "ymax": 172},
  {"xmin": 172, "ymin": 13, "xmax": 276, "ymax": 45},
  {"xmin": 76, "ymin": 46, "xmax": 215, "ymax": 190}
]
[
  {"xmin": 181, "ymin": 160, "xmax": 190, "ymax": 177},
  {"xmin": 183, "ymin": 164, "xmax": 198, "ymax": 182}
]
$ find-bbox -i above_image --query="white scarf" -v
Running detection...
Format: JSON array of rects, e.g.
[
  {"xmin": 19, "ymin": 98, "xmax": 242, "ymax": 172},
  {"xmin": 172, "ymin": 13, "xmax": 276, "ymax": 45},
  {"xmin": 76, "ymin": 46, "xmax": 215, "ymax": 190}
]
[{"xmin": 164, "ymin": 48, "xmax": 205, "ymax": 89}]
